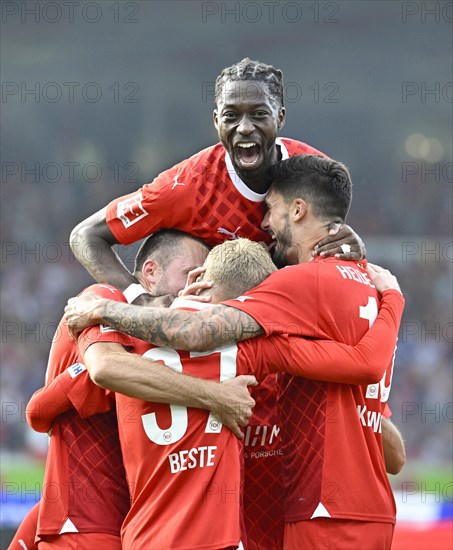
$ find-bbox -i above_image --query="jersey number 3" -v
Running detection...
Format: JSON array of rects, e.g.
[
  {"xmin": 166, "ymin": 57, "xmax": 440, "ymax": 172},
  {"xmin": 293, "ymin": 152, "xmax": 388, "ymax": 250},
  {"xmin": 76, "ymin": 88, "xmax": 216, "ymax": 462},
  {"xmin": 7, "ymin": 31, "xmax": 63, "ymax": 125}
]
[{"xmin": 141, "ymin": 346, "xmax": 238, "ymax": 445}]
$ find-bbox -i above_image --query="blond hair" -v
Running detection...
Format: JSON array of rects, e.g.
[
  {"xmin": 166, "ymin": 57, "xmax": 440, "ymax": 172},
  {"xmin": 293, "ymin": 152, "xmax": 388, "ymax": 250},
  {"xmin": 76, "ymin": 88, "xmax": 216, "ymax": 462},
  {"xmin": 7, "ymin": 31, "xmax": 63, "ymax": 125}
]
[{"xmin": 202, "ymin": 238, "xmax": 277, "ymax": 300}]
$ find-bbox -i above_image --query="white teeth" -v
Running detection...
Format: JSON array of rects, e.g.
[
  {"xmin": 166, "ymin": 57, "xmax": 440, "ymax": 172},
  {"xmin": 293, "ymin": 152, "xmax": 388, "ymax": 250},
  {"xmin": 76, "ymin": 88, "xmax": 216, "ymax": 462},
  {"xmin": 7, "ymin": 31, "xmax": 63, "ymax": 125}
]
[{"xmin": 237, "ymin": 143, "xmax": 257, "ymax": 148}]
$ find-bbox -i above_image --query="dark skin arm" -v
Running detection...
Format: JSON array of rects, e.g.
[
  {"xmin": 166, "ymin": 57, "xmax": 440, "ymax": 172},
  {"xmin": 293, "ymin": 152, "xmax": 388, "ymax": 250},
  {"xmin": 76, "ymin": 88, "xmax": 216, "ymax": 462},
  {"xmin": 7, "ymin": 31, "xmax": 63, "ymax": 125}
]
[
  {"xmin": 70, "ymin": 208, "xmax": 131, "ymax": 290},
  {"xmin": 70, "ymin": 208, "xmax": 173, "ymax": 306},
  {"xmin": 382, "ymin": 417, "xmax": 406, "ymax": 475},
  {"xmin": 317, "ymin": 223, "xmax": 366, "ymax": 261}
]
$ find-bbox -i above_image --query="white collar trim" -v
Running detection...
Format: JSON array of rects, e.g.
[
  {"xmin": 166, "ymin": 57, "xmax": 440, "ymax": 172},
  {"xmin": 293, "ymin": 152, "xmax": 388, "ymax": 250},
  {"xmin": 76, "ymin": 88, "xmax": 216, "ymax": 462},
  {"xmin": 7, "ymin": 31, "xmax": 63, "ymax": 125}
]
[
  {"xmin": 170, "ymin": 298, "xmax": 213, "ymax": 310},
  {"xmin": 224, "ymin": 138, "xmax": 288, "ymax": 202}
]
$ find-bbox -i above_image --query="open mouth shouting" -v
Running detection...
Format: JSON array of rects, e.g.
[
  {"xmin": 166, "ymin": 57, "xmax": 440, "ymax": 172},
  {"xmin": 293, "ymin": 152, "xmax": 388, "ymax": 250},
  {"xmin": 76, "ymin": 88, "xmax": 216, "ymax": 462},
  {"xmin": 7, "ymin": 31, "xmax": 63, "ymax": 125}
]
[{"xmin": 234, "ymin": 141, "xmax": 262, "ymax": 170}]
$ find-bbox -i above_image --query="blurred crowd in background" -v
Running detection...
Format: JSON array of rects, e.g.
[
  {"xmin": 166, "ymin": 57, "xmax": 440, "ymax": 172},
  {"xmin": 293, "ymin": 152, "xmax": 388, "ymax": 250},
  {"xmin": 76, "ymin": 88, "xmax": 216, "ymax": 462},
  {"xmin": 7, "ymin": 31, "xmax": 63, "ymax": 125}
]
[{"xmin": 1, "ymin": 0, "xmax": 451, "ymax": 500}]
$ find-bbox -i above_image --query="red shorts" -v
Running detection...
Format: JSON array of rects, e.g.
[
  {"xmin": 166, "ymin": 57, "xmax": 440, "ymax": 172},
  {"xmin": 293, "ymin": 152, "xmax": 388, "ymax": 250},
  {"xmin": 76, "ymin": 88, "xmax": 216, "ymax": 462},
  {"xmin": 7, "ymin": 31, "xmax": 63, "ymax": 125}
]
[
  {"xmin": 284, "ymin": 518, "xmax": 395, "ymax": 550},
  {"xmin": 38, "ymin": 533, "xmax": 121, "ymax": 549}
]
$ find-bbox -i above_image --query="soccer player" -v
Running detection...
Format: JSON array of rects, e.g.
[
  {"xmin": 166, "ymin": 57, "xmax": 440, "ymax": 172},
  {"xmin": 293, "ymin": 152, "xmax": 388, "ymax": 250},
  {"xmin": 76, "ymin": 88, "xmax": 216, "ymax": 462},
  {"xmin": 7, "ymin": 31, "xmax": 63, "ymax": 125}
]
[
  {"xmin": 66, "ymin": 154, "xmax": 404, "ymax": 549},
  {"xmin": 16, "ymin": 231, "xmax": 256, "ymax": 549},
  {"xmin": 66, "ymin": 237, "xmax": 403, "ymax": 550},
  {"xmin": 69, "ymin": 58, "xmax": 364, "ymax": 302}
]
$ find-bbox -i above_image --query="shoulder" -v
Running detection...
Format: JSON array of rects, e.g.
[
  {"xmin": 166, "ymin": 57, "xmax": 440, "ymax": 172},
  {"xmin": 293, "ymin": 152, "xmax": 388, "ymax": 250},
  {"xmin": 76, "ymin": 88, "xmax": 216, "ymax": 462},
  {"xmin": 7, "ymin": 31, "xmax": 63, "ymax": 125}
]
[
  {"xmin": 279, "ymin": 137, "xmax": 328, "ymax": 158},
  {"xmin": 175, "ymin": 143, "xmax": 225, "ymax": 172},
  {"xmin": 80, "ymin": 284, "xmax": 126, "ymax": 302},
  {"xmin": 249, "ymin": 260, "xmax": 342, "ymax": 293},
  {"xmin": 151, "ymin": 143, "xmax": 225, "ymax": 186},
  {"xmin": 240, "ymin": 264, "xmax": 313, "ymax": 296}
]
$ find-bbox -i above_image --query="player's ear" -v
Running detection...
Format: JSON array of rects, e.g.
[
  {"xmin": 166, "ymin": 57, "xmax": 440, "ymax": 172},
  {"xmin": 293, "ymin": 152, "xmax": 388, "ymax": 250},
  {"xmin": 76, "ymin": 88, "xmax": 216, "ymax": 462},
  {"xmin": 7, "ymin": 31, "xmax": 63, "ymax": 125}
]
[
  {"xmin": 141, "ymin": 259, "xmax": 159, "ymax": 285},
  {"xmin": 213, "ymin": 109, "xmax": 219, "ymax": 130},
  {"xmin": 277, "ymin": 107, "xmax": 286, "ymax": 131},
  {"xmin": 292, "ymin": 198, "xmax": 307, "ymax": 221}
]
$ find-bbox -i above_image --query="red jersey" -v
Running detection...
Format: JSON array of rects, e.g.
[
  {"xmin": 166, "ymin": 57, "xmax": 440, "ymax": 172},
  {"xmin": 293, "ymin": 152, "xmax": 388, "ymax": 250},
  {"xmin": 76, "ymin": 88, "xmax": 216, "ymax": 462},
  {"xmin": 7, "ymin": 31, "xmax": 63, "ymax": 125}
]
[
  {"xmin": 106, "ymin": 139, "xmax": 326, "ymax": 247},
  {"xmin": 110, "ymin": 291, "xmax": 403, "ymax": 550},
  {"xmin": 27, "ymin": 285, "xmax": 131, "ymax": 539},
  {"xmin": 109, "ymin": 305, "xmax": 244, "ymax": 549},
  {"xmin": 223, "ymin": 258, "xmax": 403, "ymax": 525},
  {"xmin": 242, "ymin": 375, "xmax": 285, "ymax": 550}
]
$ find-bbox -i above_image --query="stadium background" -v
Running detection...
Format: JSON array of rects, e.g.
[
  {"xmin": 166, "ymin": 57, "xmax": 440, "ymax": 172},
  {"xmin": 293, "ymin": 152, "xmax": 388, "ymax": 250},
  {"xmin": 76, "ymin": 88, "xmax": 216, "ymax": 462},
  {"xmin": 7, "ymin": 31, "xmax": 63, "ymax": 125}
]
[{"xmin": 1, "ymin": 1, "xmax": 451, "ymax": 548}]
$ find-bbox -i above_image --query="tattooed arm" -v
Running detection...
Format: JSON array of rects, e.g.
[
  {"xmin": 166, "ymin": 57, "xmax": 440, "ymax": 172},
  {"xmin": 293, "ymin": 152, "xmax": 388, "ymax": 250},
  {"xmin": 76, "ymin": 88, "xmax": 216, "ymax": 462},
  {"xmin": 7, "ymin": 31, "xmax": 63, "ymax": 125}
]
[{"xmin": 65, "ymin": 292, "xmax": 263, "ymax": 351}]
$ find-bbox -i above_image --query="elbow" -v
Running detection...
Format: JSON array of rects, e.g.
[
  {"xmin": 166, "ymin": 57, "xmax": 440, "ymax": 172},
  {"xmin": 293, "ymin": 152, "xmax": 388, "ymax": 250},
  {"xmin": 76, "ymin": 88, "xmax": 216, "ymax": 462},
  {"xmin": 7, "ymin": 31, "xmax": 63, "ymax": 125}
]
[
  {"xmin": 86, "ymin": 357, "xmax": 110, "ymax": 389},
  {"xmin": 192, "ymin": 340, "xmax": 217, "ymax": 353},
  {"xmin": 387, "ymin": 448, "xmax": 407, "ymax": 476},
  {"xmin": 26, "ymin": 405, "xmax": 49, "ymax": 434},
  {"xmin": 359, "ymin": 361, "xmax": 387, "ymax": 385},
  {"xmin": 69, "ymin": 221, "xmax": 89, "ymax": 256},
  {"xmin": 191, "ymin": 339, "xmax": 213, "ymax": 352}
]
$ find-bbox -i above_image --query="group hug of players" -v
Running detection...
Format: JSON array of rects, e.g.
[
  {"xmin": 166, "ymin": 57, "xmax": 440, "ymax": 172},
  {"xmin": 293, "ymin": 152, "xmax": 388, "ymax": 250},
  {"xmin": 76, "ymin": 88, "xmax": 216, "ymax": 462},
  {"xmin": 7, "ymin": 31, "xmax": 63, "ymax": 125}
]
[{"xmin": 9, "ymin": 59, "xmax": 406, "ymax": 550}]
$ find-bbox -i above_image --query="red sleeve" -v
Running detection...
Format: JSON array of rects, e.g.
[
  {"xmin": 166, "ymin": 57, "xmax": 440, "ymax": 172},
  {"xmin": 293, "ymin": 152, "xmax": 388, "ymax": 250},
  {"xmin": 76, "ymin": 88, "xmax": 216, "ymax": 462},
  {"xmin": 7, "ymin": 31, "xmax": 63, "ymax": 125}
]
[
  {"xmin": 26, "ymin": 365, "xmax": 115, "ymax": 433},
  {"xmin": 26, "ymin": 375, "xmax": 73, "ymax": 433},
  {"xmin": 239, "ymin": 290, "xmax": 405, "ymax": 385},
  {"xmin": 223, "ymin": 265, "xmax": 324, "ymax": 338},
  {"xmin": 105, "ymin": 161, "xmax": 195, "ymax": 245},
  {"xmin": 283, "ymin": 290, "xmax": 404, "ymax": 383},
  {"xmin": 77, "ymin": 324, "xmax": 134, "ymax": 356},
  {"xmin": 7, "ymin": 501, "xmax": 39, "ymax": 550}
]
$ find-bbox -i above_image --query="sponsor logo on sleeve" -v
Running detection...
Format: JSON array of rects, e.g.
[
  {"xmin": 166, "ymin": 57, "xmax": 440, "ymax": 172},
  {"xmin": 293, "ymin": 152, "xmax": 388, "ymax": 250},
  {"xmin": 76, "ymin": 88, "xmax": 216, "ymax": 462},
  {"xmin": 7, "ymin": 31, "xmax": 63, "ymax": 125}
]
[
  {"xmin": 67, "ymin": 363, "xmax": 87, "ymax": 378},
  {"xmin": 117, "ymin": 192, "xmax": 148, "ymax": 228}
]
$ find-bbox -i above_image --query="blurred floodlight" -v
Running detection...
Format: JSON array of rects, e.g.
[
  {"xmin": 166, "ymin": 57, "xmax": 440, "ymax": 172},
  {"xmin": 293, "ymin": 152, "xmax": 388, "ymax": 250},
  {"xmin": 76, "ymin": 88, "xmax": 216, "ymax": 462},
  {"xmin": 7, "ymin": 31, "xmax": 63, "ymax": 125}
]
[
  {"xmin": 405, "ymin": 133, "xmax": 445, "ymax": 162},
  {"xmin": 424, "ymin": 138, "xmax": 445, "ymax": 162},
  {"xmin": 405, "ymin": 133, "xmax": 426, "ymax": 157}
]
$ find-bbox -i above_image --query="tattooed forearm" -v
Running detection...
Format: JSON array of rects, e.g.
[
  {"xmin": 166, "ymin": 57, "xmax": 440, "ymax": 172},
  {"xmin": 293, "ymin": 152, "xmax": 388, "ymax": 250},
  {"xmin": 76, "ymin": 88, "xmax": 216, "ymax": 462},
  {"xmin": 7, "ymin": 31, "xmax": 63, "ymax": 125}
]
[{"xmin": 101, "ymin": 301, "xmax": 263, "ymax": 351}]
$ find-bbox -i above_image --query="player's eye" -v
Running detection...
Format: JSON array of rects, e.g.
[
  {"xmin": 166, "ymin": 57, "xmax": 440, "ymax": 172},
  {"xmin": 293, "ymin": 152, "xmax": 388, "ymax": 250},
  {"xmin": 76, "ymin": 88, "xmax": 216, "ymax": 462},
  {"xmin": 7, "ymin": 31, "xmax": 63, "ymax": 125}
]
[
  {"xmin": 222, "ymin": 112, "xmax": 238, "ymax": 119},
  {"xmin": 253, "ymin": 111, "xmax": 268, "ymax": 117}
]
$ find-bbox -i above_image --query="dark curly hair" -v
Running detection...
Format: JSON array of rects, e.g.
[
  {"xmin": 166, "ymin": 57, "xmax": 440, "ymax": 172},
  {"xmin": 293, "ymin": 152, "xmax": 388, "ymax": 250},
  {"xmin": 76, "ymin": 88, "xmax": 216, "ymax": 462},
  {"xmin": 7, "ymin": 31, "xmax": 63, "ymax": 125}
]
[
  {"xmin": 215, "ymin": 58, "xmax": 284, "ymax": 108},
  {"xmin": 270, "ymin": 155, "xmax": 352, "ymax": 223}
]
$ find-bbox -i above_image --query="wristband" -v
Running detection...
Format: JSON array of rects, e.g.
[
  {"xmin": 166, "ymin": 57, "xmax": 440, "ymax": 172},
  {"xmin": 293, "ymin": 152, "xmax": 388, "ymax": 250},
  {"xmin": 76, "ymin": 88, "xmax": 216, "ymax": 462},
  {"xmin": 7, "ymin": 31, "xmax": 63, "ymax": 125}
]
[{"xmin": 123, "ymin": 283, "xmax": 147, "ymax": 303}]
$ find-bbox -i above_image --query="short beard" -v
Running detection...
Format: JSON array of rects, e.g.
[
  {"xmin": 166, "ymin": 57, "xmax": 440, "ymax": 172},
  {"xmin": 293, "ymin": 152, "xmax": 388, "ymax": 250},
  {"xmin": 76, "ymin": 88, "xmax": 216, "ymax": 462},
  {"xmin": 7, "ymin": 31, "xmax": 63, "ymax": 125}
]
[
  {"xmin": 271, "ymin": 217, "xmax": 293, "ymax": 268},
  {"xmin": 272, "ymin": 248, "xmax": 288, "ymax": 269}
]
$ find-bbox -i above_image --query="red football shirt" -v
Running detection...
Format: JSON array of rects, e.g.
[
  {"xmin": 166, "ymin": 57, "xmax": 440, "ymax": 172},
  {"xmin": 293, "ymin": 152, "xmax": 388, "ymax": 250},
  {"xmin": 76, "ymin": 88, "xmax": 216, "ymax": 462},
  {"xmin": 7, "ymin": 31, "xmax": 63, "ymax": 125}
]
[
  {"xmin": 110, "ymin": 291, "xmax": 403, "ymax": 550},
  {"xmin": 29, "ymin": 285, "xmax": 131, "ymax": 539},
  {"xmin": 111, "ymin": 304, "xmax": 244, "ymax": 550},
  {"xmin": 223, "ymin": 258, "xmax": 401, "ymax": 525},
  {"xmin": 242, "ymin": 375, "xmax": 285, "ymax": 550},
  {"xmin": 106, "ymin": 139, "xmax": 327, "ymax": 247}
]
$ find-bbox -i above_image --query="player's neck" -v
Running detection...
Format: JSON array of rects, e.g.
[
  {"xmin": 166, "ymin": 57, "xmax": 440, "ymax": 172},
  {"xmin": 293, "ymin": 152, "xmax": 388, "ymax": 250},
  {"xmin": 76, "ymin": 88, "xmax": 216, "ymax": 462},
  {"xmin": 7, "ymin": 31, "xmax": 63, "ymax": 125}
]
[
  {"xmin": 240, "ymin": 172, "xmax": 273, "ymax": 194},
  {"xmin": 238, "ymin": 144, "xmax": 280, "ymax": 194},
  {"xmin": 134, "ymin": 273, "xmax": 154, "ymax": 295},
  {"xmin": 295, "ymin": 224, "xmax": 329, "ymax": 264}
]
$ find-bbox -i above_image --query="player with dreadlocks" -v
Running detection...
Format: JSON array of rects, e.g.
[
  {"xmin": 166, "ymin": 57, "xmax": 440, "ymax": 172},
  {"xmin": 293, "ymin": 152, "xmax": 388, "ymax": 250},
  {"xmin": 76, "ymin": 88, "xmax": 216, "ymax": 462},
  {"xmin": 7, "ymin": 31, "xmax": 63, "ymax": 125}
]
[
  {"xmin": 70, "ymin": 58, "xmax": 365, "ymax": 293},
  {"xmin": 67, "ymin": 58, "xmax": 367, "ymax": 549}
]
